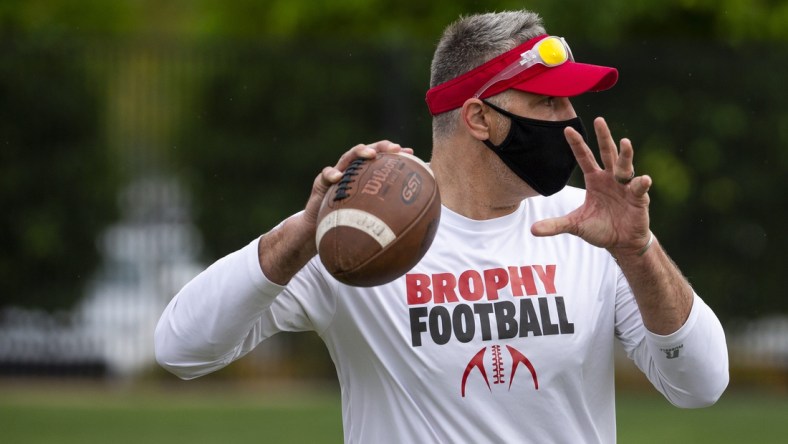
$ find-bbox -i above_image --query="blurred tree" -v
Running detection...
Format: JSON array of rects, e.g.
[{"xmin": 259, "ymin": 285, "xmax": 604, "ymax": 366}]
[
  {"xmin": 2, "ymin": 0, "xmax": 787, "ymax": 42},
  {"xmin": 172, "ymin": 42, "xmax": 430, "ymax": 256},
  {"xmin": 0, "ymin": 43, "xmax": 118, "ymax": 311},
  {"xmin": 573, "ymin": 41, "xmax": 787, "ymax": 320}
]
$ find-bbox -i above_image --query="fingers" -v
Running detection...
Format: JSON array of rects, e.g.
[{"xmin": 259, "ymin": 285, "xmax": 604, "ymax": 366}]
[
  {"xmin": 306, "ymin": 140, "xmax": 413, "ymax": 225},
  {"xmin": 584, "ymin": 117, "xmax": 641, "ymax": 186},
  {"xmin": 304, "ymin": 166, "xmax": 341, "ymax": 224},
  {"xmin": 319, "ymin": 139, "xmax": 414, "ymax": 192},
  {"xmin": 333, "ymin": 140, "xmax": 411, "ymax": 172},
  {"xmin": 323, "ymin": 140, "xmax": 412, "ymax": 185},
  {"xmin": 531, "ymin": 216, "xmax": 576, "ymax": 237},
  {"xmin": 564, "ymin": 127, "xmax": 599, "ymax": 174},
  {"xmin": 594, "ymin": 117, "xmax": 618, "ymax": 172},
  {"xmin": 616, "ymin": 138, "xmax": 634, "ymax": 180},
  {"xmin": 318, "ymin": 166, "xmax": 342, "ymax": 189},
  {"xmin": 332, "ymin": 143, "xmax": 379, "ymax": 171},
  {"xmin": 368, "ymin": 140, "xmax": 412, "ymax": 155},
  {"xmin": 594, "ymin": 117, "xmax": 637, "ymax": 184},
  {"xmin": 630, "ymin": 174, "xmax": 652, "ymax": 198}
]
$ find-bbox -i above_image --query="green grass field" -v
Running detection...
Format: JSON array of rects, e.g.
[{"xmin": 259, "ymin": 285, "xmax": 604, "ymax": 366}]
[{"xmin": 1, "ymin": 380, "xmax": 787, "ymax": 443}]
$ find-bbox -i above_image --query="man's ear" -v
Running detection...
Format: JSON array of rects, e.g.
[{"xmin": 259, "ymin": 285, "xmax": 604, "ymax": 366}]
[{"xmin": 461, "ymin": 98, "xmax": 493, "ymax": 142}]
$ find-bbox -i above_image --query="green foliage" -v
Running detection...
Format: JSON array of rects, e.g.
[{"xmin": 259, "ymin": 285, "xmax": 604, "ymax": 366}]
[
  {"xmin": 0, "ymin": 42, "xmax": 119, "ymax": 311},
  {"xmin": 3, "ymin": 0, "xmax": 788, "ymax": 42},
  {"xmin": 173, "ymin": 42, "xmax": 431, "ymax": 257},
  {"xmin": 574, "ymin": 40, "xmax": 787, "ymax": 318}
]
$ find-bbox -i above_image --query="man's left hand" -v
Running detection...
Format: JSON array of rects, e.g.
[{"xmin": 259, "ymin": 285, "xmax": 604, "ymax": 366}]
[{"xmin": 531, "ymin": 117, "xmax": 652, "ymax": 257}]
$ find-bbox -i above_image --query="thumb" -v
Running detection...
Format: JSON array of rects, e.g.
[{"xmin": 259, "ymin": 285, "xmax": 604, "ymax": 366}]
[{"xmin": 531, "ymin": 216, "xmax": 575, "ymax": 237}]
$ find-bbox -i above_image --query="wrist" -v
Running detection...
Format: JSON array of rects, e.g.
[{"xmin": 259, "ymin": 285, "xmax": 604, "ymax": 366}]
[
  {"xmin": 610, "ymin": 231, "xmax": 655, "ymax": 260},
  {"xmin": 637, "ymin": 232, "xmax": 655, "ymax": 256},
  {"xmin": 287, "ymin": 212, "xmax": 320, "ymax": 255},
  {"xmin": 258, "ymin": 214, "xmax": 318, "ymax": 285}
]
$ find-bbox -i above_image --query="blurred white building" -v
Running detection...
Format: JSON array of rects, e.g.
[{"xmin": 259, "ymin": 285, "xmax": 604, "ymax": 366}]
[{"xmin": 0, "ymin": 176, "xmax": 204, "ymax": 377}]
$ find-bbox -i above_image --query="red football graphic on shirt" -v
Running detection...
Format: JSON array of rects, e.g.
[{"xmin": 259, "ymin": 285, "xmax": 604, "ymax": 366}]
[{"xmin": 461, "ymin": 344, "xmax": 538, "ymax": 397}]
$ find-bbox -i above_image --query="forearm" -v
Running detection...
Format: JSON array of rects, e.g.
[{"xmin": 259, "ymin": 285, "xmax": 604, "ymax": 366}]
[
  {"xmin": 631, "ymin": 294, "xmax": 729, "ymax": 408},
  {"xmin": 612, "ymin": 233, "xmax": 694, "ymax": 335},
  {"xmin": 612, "ymin": 233, "xmax": 728, "ymax": 407},
  {"xmin": 258, "ymin": 212, "xmax": 318, "ymax": 285}
]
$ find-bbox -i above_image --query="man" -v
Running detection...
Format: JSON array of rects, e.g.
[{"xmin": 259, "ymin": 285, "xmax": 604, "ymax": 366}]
[{"xmin": 155, "ymin": 10, "xmax": 728, "ymax": 443}]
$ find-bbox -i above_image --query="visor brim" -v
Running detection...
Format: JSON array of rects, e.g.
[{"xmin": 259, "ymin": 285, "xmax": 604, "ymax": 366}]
[{"xmin": 509, "ymin": 61, "xmax": 618, "ymax": 97}]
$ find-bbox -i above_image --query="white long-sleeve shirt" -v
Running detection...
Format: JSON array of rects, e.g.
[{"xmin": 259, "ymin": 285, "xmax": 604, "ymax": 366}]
[{"xmin": 155, "ymin": 186, "xmax": 729, "ymax": 443}]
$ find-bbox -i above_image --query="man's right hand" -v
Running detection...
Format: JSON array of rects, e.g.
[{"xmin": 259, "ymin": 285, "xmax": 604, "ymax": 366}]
[{"xmin": 259, "ymin": 141, "xmax": 413, "ymax": 285}]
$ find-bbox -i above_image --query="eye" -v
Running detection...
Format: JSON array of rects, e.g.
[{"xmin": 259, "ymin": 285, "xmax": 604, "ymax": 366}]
[{"xmin": 544, "ymin": 96, "xmax": 556, "ymax": 107}]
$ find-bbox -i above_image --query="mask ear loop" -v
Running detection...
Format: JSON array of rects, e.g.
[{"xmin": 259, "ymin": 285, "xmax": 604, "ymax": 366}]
[
  {"xmin": 480, "ymin": 100, "xmax": 516, "ymax": 151},
  {"xmin": 481, "ymin": 100, "xmax": 514, "ymax": 117},
  {"xmin": 482, "ymin": 99, "xmax": 584, "ymax": 128}
]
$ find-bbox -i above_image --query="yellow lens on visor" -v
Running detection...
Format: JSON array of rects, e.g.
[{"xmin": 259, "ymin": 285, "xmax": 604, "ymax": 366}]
[{"xmin": 537, "ymin": 37, "xmax": 569, "ymax": 66}]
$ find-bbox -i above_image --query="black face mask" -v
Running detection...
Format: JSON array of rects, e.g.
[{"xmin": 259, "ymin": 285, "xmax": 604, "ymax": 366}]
[{"xmin": 482, "ymin": 100, "xmax": 586, "ymax": 196}]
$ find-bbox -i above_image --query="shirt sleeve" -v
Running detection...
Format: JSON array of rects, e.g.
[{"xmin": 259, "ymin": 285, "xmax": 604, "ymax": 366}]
[
  {"xmin": 154, "ymin": 237, "xmax": 335, "ymax": 380},
  {"xmin": 614, "ymin": 268, "xmax": 730, "ymax": 408}
]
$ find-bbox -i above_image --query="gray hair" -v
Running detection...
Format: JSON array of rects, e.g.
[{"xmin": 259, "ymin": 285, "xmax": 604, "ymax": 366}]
[{"xmin": 430, "ymin": 10, "xmax": 546, "ymax": 141}]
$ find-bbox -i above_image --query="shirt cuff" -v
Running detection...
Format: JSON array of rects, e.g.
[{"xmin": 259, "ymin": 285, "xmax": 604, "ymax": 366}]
[
  {"xmin": 244, "ymin": 236, "xmax": 286, "ymax": 297},
  {"xmin": 643, "ymin": 292, "xmax": 700, "ymax": 349}
]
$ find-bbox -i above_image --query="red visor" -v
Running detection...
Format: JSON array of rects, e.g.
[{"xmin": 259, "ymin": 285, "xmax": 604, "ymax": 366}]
[{"xmin": 425, "ymin": 35, "xmax": 619, "ymax": 115}]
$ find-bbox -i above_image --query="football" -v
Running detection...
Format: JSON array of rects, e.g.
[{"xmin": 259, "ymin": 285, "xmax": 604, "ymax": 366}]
[{"xmin": 315, "ymin": 152, "xmax": 441, "ymax": 287}]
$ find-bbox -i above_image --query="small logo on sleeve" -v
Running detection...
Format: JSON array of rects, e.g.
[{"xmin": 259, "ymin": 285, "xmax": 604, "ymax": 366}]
[{"xmin": 660, "ymin": 344, "xmax": 683, "ymax": 359}]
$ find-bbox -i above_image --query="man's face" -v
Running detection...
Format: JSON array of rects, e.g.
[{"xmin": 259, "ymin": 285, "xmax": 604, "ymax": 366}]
[{"xmin": 483, "ymin": 91, "xmax": 583, "ymax": 196}]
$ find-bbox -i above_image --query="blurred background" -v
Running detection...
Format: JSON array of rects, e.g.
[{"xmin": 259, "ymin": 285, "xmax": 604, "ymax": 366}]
[{"xmin": 1, "ymin": 0, "xmax": 786, "ymax": 442}]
